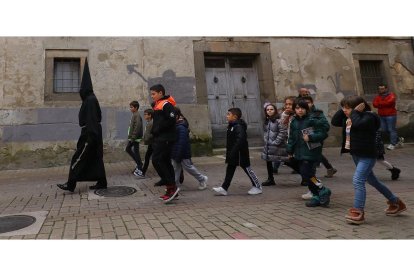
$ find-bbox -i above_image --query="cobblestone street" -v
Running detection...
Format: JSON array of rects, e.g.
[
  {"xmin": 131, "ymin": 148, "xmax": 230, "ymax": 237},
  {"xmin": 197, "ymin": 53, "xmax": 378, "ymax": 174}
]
[{"xmin": 0, "ymin": 146, "xmax": 413, "ymax": 240}]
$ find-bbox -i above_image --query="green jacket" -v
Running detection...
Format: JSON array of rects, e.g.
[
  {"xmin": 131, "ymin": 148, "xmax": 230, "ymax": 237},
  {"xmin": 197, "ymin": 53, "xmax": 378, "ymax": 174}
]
[{"xmin": 286, "ymin": 111, "xmax": 329, "ymax": 161}]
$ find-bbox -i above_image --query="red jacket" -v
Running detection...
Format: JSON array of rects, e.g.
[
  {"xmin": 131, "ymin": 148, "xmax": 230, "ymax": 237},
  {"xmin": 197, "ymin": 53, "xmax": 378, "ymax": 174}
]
[{"xmin": 372, "ymin": 92, "xmax": 397, "ymax": 116}]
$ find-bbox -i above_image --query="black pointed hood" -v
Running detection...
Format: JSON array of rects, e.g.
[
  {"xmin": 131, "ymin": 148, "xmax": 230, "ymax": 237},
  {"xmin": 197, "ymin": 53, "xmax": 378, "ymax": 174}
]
[{"xmin": 79, "ymin": 58, "xmax": 94, "ymax": 101}]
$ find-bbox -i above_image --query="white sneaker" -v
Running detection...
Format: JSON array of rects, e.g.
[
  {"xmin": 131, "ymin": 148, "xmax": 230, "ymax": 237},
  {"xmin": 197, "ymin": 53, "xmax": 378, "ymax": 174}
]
[
  {"xmin": 387, "ymin": 144, "xmax": 395, "ymax": 150},
  {"xmin": 212, "ymin": 186, "xmax": 228, "ymax": 196},
  {"xmin": 199, "ymin": 176, "xmax": 208, "ymax": 190},
  {"xmin": 133, "ymin": 169, "xmax": 145, "ymax": 178},
  {"xmin": 301, "ymin": 191, "xmax": 313, "ymax": 200},
  {"xmin": 247, "ymin": 186, "xmax": 262, "ymax": 195}
]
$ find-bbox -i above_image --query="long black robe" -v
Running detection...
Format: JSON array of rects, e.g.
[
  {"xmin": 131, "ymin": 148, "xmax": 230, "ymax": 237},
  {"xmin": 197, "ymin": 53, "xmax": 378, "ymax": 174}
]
[
  {"xmin": 68, "ymin": 92, "xmax": 106, "ymax": 184},
  {"xmin": 67, "ymin": 60, "xmax": 107, "ymax": 186}
]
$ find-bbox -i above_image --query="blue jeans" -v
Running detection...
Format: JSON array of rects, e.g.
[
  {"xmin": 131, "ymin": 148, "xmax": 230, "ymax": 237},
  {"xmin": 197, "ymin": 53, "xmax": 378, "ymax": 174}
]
[
  {"xmin": 351, "ymin": 155, "xmax": 398, "ymax": 210},
  {"xmin": 380, "ymin": 115, "xmax": 398, "ymax": 145}
]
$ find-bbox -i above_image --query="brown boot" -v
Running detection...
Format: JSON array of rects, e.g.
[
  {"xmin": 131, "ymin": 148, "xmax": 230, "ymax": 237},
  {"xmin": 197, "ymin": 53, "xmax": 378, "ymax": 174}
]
[
  {"xmin": 385, "ymin": 199, "xmax": 407, "ymax": 216},
  {"xmin": 345, "ymin": 208, "xmax": 365, "ymax": 225}
]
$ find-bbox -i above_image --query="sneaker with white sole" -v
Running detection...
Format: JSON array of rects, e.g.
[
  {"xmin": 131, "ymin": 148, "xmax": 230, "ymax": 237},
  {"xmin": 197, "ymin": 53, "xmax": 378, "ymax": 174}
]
[
  {"xmin": 301, "ymin": 191, "xmax": 313, "ymax": 200},
  {"xmin": 386, "ymin": 144, "xmax": 395, "ymax": 150},
  {"xmin": 133, "ymin": 169, "xmax": 145, "ymax": 178},
  {"xmin": 199, "ymin": 175, "xmax": 208, "ymax": 190},
  {"xmin": 247, "ymin": 186, "xmax": 262, "ymax": 195},
  {"xmin": 162, "ymin": 187, "xmax": 180, "ymax": 203},
  {"xmin": 212, "ymin": 186, "xmax": 228, "ymax": 196}
]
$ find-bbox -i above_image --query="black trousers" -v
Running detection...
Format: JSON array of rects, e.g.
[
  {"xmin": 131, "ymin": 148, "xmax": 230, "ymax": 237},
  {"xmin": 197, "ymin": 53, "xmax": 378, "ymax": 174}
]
[
  {"xmin": 266, "ymin": 161, "xmax": 274, "ymax": 180},
  {"xmin": 125, "ymin": 141, "xmax": 143, "ymax": 170},
  {"xmin": 222, "ymin": 164, "xmax": 260, "ymax": 191},
  {"xmin": 297, "ymin": 160, "xmax": 320, "ymax": 196},
  {"xmin": 142, "ymin": 144, "xmax": 153, "ymax": 175},
  {"xmin": 152, "ymin": 140, "xmax": 175, "ymax": 185},
  {"xmin": 320, "ymin": 154, "xmax": 333, "ymax": 170}
]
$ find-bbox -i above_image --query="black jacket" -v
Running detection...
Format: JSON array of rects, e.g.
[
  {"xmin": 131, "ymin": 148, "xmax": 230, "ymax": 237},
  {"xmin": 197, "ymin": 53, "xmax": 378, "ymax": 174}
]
[
  {"xmin": 151, "ymin": 95, "xmax": 176, "ymax": 142},
  {"xmin": 331, "ymin": 109, "xmax": 380, "ymax": 158},
  {"xmin": 226, "ymin": 119, "xmax": 250, "ymax": 167}
]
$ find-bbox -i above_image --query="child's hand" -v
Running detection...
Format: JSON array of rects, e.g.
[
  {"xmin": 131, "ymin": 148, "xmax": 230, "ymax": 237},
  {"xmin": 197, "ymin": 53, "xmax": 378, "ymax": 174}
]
[
  {"xmin": 303, "ymin": 133, "xmax": 309, "ymax": 142},
  {"xmin": 355, "ymin": 102, "xmax": 365, "ymax": 112}
]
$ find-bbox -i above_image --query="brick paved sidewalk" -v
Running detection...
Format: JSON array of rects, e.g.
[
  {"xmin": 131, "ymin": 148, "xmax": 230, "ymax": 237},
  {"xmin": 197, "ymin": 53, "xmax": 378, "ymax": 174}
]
[{"xmin": 0, "ymin": 146, "xmax": 413, "ymax": 239}]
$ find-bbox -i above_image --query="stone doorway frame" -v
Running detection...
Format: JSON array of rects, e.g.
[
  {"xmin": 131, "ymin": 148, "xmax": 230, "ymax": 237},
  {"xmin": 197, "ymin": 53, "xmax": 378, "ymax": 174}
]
[{"xmin": 193, "ymin": 40, "xmax": 275, "ymax": 105}]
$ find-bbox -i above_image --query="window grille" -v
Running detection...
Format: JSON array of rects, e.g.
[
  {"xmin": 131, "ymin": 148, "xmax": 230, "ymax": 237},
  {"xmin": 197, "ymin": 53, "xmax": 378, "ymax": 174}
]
[
  {"xmin": 359, "ymin": 60, "xmax": 384, "ymax": 95},
  {"xmin": 53, "ymin": 58, "xmax": 80, "ymax": 93}
]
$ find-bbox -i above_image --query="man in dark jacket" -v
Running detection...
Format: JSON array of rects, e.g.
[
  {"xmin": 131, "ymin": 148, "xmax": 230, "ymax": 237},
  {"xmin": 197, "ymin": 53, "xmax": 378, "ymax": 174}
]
[
  {"xmin": 212, "ymin": 108, "xmax": 262, "ymax": 196},
  {"xmin": 150, "ymin": 84, "xmax": 179, "ymax": 203},
  {"xmin": 57, "ymin": 59, "xmax": 107, "ymax": 192}
]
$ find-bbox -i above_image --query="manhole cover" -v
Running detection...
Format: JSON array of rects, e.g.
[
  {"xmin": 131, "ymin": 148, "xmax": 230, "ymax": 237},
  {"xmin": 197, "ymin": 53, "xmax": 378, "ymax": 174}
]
[
  {"xmin": 0, "ymin": 215, "xmax": 37, "ymax": 234},
  {"xmin": 94, "ymin": 186, "xmax": 137, "ymax": 197}
]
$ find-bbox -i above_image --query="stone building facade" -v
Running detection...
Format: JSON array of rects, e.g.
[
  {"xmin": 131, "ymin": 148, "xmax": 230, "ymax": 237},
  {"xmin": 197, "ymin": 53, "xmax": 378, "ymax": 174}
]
[{"xmin": 1, "ymin": 37, "xmax": 413, "ymax": 169}]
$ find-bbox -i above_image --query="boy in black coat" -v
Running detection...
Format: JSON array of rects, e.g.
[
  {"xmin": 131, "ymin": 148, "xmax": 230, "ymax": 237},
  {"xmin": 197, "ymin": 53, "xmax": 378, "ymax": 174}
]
[{"xmin": 212, "ymin": 108, "xmax": 262, "ymax": 196}]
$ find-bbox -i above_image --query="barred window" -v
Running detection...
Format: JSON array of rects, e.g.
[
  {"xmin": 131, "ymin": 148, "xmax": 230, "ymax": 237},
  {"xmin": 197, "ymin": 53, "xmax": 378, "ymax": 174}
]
[
  {"xmin": 359, "ymin": 60, "xmax": 384, "ymax": 95},
  {"xmin": 53, "ymin": 58, "xmax": 80, "ymax": 93},
  {"xmin": 45, "ymin": 50, "xmax": 88, "ymax": 102}
]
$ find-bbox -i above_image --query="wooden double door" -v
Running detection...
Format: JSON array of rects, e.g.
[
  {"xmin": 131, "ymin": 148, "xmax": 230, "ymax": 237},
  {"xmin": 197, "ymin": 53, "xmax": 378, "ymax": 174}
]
[{"xmin": 205, "ymin": 55, "xmax": 263, "ymax": 147}]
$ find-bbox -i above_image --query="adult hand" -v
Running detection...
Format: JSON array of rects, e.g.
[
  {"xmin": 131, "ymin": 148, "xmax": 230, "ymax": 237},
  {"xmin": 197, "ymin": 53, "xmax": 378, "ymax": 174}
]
[{"xmin": 303, "ymin": 133, "xmax": 309, "ymax": 142}]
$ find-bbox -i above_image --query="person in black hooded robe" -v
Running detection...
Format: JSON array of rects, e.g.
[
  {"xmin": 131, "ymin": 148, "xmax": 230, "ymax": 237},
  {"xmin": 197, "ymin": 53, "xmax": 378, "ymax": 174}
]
[{"xmin": 57, "ymin": 59, "xmax": 108, "ymax": 192}]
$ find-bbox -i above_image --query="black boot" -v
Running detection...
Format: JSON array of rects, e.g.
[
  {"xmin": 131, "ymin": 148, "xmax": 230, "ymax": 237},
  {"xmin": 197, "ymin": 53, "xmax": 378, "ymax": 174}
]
[
  {"xmin": 262, "ymin": 179, "xmax": 276, "ymax": 186},
  {"xmin": 388, "ymin": 167, "xmax": 401, "ymax": 180}
]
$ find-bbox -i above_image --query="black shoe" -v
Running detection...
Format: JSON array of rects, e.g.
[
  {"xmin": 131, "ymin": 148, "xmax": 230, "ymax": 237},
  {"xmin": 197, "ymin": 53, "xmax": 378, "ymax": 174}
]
[
  {"xmin": 389, "ymin": 167, "xmax": 401, "ymax": 180},
  {"xmin": 57, "ymin": 183, "xmax": 75, "ymax": 192},
  {"xmin": 154, "ymin": 180, "xmax": 166, "ymax": 186},
  {"xmin": 262, "ymin": 179, "xmax": 276, "ymax": 186},
  {"xmin": 89, "ymin": 184, "xmax": 107, "ymax": 190}
]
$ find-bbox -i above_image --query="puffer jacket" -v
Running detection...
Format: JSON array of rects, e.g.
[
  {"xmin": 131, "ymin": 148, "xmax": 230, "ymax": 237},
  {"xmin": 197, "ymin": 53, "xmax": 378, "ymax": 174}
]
[
  {"xmin": 287, "ymin": 113, "xmax": 328, "ymax": 161},
  {"xmin": 171, "ymin": 117, "xmax": 191, "ymax": 162},
  {"xmin": 261, "ymin": 117, "xmax": 288, "ymax": 161},
  {"xmin": 226, "ymin": 119, "xmax": 250, "ymax": 167}
]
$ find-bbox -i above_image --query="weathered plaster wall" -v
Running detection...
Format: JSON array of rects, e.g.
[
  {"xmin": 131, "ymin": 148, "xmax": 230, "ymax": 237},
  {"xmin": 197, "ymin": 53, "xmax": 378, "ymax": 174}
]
[{"xmin": 0, "ymin": 37, "xmax": 413, "ymax": 169}]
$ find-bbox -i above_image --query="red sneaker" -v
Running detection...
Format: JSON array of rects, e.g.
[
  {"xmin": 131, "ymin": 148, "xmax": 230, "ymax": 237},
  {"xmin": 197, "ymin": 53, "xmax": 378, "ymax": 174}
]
[{"xmin": 163, "ymin": 186, "xmax": 180, "ymax": 203}]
